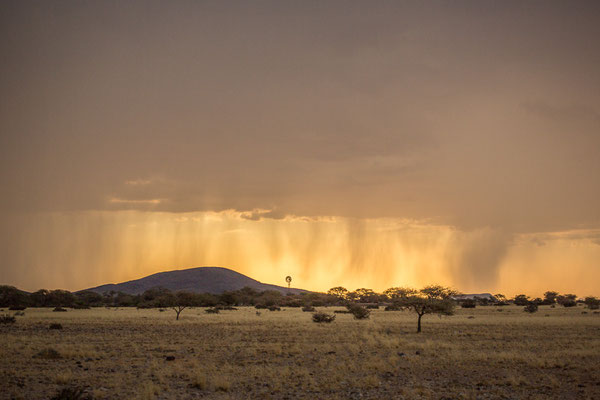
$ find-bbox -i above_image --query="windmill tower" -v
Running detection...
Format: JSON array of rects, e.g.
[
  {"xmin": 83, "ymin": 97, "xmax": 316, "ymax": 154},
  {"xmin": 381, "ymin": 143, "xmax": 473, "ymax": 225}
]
[{"xmin": 285, "ymin": 275, "xmax": 292, "ymax": 289}]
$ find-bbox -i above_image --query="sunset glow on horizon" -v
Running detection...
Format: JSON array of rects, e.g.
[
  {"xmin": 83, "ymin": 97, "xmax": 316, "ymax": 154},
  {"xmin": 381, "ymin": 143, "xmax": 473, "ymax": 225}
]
[{"xmin": 4, "ymin": 210, "xmax": 600, "ymax": 298}]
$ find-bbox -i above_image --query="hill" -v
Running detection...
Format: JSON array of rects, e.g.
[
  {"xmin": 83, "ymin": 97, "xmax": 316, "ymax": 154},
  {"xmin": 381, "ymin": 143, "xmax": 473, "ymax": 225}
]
[{"xmin": 81, "ymin": 266, "xmax": 308, "ymax": 295}]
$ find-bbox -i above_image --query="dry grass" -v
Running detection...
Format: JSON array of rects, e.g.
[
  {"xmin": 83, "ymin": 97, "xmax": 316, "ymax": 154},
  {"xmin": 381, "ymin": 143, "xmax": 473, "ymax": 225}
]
[{"xmin": 0, "ymin": 306, "xmax": 599, "ymax": 399}]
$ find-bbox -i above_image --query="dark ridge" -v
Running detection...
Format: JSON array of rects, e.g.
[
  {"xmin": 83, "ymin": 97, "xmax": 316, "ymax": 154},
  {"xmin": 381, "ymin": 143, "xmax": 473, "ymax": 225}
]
[{"xmin": 80, "ymin": 266, "xmax": 309, "ymax": 295}]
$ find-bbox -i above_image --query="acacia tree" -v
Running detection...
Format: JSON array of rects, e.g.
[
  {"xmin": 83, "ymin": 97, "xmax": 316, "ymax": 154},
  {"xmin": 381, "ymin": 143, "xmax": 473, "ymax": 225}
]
[
  {"xmin": 168, "ymin": 291, "xmax": 196, "ymax": 320},
  {"xmin": 543, "ymin": 291, "xmax": 559, "ymax": 305},
  {"xmin": 351, "ymin": 288, "xmax": 379, "ymax": 303},
  {"xmin": 327, "ymin": 287, "xmax": 349, "ymax": 301},
  {"xmin": 513, "ymin": 294, "xmax": 529, "ymax": 306},
  {"xmin": 383, "ymin": 287, "xmax": 417, "ymax": 301},
  {"xmin": 393, "ymin": 285, "xmax": 457, "ymax": 333}
]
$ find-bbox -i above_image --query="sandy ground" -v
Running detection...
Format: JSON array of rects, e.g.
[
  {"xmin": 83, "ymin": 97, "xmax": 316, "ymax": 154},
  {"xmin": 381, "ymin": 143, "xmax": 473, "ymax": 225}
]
[{"xmin": 1, "ymin": 305, "xmax": 599, "ymax": 399}]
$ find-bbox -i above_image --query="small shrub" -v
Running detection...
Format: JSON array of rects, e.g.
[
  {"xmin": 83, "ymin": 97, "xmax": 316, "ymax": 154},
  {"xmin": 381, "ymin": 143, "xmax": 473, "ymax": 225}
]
[
  {"xmin": 347, "ymin": 304, "xmax": 370, "ymax": 320},
  {"xmin": 8, "ymin": 306, "xmax": 26, "ymax": 311},
  {"xmin": 50, "ymin": 387, "xmax": 92, "ymax": 400},
  {"xmin": 205, "ymin": 308, "xmax": 220, "ymax": 314},
  {"xmin": 365, "ymin": 304, "xmax": 380, "ymax": 309},
  {"xmin": 14, "ymin": 311, "xmax": 25, "ymax": 316},
  {"xmin": 0, "ymin": 314, "xmax": 16, "ymax": 324},
  {"xmin": 53, "ymin": 307, "xmax": 68, "ymax": 312},
  {"xmin": 213, "ymin": 376, "xmax": 231, "ymax": 392},
  {"xmin": 333, "ymin": 310, "xmax": 351, "ymax": 314},
  {"xmin": 302, "ymin": 305, "xmax": 315, "ymax": 312},
  {"xmin": 72, "ymin": 305, "xmax": 90, "ymax": 310},
  {"xmin": 268, "ymin": 305, "xmax": 281, "ymax": 311},
  {"xmin": 49, "ymin": 323, "xmax": 63, "ymax": 330},
  {"xmin": 524, "ymin": 303, "xmax": 538, "ymax": 313},
  {"xmin": 312, "ymin": 312, "xmax": 336, "ymax": 323},
  {"xmin": 221, "ymin": 306, "xmax": 238, "ymax": 311},
  {"xmin": 254, "ymin": 304, "xmax": 267, "ymax": 309},
  {"xmin": 384, "ymin": 305, "xmax": 401, "ymax": 311},
  {"xmin": 189, "ymin": 373, "xmax": 207, "ymax": 390},
  {"xmin": 34, "ymin": 348, "xmax": 62, "ymax": 360}
]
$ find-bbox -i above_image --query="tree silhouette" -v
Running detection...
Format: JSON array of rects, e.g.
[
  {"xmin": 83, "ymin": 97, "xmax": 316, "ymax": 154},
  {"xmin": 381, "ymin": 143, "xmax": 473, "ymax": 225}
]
[
  {"xmin": 327, "ymin": 287, "xmax": 349, "ymax": 301},
  {"xmin": 168, "ymin": 291, "xmax": 196, "ymax": 320},
  {"xmin": 392, "ymin": 285, "xmax": 456, "ymax": 333},
  {"xmin": 543, "ymin": 291, "xmax": 559, "ymax": 304}
]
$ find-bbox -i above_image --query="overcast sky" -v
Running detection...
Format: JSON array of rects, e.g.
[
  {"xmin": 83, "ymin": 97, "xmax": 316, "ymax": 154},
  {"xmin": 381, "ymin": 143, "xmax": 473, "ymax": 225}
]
[{"xmin": 1, "ymin": 1, "xmax": 599, "ymax": 294}]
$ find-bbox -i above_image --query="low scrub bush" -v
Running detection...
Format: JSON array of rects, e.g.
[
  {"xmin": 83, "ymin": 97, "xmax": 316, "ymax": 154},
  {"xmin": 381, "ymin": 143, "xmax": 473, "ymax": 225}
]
[
  {"xmin": 14, "ymin": 311, "xmax": 25, "ymax": 316},
  {"xmin": 312, "ymin": 312, "xmax": 336, "ymax": 323},
  {"xmin": 302, "ymin": 305, "xmax": 315, "ymax": 312},
  {"xmin": 384, "ymin": 305, "xmax": 401, "ymax": 311},
  {"xmin": 268, "ymin": 305, "xmax": 281, "ymax": 311},
  {"xmin": 8, "ymin": 306, "xmax": 26, "ymax": 311},
  {"xmin": 365, "ymin": 304, "xmax": 379, "ymax": 309},
  {"xmin": 49, "ymin": 386, "xmax": 92, "ymax": 400},
  {"xmin": 333, "ymin": 310, "xmax": 351, "ymax": 314},
  {"xmin": 524, "ymin": 303, "xmax": 539, "ymax": 313},
  {"xmin": 34, "ymin": 348, "xmax": 62, "ymax": 360},
  {"xmin": 49, "ymin": 323, "xmax": 63, "ymax": 330},
  {"xmin": 205, "ymin": 308, "xmax": 220, "ymax": 314},
  {"xmin": 53, "ymin": 307, "xmax": 68, "ymax": 312},
  {"xmin": 347, "ymin": 304, "xmax": 370, "ymax": 320},
  {"xmin": 0, "ymin": 314, "xmax": 16, "ymax": 324},
  {"xmin": 73, "ymin": 305, "xmax": 90, "ymax": 310}
]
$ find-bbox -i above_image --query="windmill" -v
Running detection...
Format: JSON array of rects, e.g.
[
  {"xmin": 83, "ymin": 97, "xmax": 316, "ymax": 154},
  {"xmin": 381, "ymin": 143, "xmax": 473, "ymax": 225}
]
[{"xmin": 285, "ymin": 275, "xmax": 292, "ymax": 289}]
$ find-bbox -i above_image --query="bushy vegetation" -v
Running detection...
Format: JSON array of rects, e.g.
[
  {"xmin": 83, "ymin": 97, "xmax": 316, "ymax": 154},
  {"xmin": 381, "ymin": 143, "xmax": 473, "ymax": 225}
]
[
  {"xmin": 346, "ymin": 304, "xmax": 370, "ymax": 320},
  {"xmin": 584, "ymin": 296, "xmax": 600, "ymax": 310},
  {"xmin": 50, "ymin": 386, "xmax": 92, "ymax": 400},
  {"xmin": 34, "ymin": 348, "xmax": 62, "ymax": 360},
  {"xmin": 461, "ymin": 299, "xmax": 477, "ymax": 308},
  {"xmin": 524, "ymin": 303, "xmax": 539, "ymax": 313},
  {"xmin": 0, "ymin": 314, "xmax": 16, "ymax": 324},
  {"xmin": 557, "ymin": 294, "xmax": 577, "ymax": 307},
  {"xmin": 312, "ymin": 312, "xmax": 336, "ymax": 323},
  {"xmin": 1, "ymin": 284, "xmax": 596, "ymax": 326}
]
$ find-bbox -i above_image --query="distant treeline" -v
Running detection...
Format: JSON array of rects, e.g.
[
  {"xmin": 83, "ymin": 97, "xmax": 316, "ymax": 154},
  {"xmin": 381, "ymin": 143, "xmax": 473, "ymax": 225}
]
[{"xmin": 0, "ymin": 285, "xmax": 598, "ymax": 310}]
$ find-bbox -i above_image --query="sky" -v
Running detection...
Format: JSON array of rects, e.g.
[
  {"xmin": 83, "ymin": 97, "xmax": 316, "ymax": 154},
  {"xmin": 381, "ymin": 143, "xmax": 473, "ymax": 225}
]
[{"xmin": 1, "ymin": 1, "xmax": 599, "ymax": 296}]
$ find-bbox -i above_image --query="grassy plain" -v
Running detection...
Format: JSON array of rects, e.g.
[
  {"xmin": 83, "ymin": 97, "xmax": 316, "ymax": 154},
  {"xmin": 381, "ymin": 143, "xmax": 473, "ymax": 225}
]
[{"xmin": 1, "ymin": 305, "xmax": 599, "ymax": 399}]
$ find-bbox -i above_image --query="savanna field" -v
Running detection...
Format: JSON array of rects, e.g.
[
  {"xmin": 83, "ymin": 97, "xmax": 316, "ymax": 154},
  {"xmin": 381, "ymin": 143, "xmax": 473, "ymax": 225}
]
[{"xmin": 1, "ymin": 306, "xmax": 599, "ymax": 400}]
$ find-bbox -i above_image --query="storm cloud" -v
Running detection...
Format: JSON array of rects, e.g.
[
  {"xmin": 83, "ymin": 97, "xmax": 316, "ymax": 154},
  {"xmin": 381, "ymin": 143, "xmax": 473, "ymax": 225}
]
[{"xmin": 1, "ymin": 1, "xmax": 599, "ymax": 293}]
